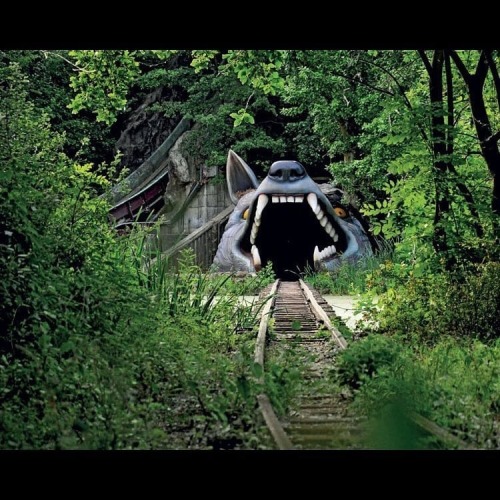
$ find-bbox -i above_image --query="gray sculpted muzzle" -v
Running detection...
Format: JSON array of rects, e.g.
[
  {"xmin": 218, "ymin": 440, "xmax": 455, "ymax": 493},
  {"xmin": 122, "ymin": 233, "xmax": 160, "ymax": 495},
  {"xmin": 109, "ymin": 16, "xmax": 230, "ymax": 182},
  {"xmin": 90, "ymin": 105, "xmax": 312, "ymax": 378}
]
[{"xmin": 213, "ymin": 150, "xmax": 374, "ymax": 280}]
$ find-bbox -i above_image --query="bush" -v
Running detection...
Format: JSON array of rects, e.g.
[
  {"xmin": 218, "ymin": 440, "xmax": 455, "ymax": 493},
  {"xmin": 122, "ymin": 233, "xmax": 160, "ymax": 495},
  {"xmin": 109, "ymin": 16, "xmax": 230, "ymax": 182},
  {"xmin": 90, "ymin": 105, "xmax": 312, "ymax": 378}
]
[
  {"xmin": 344, "ymin": 336, "xmax": 500, "ymax": 448},
  {"xmin": 366, "ymin": 261, "xmax": 500, "ymax": 343},
  {"xmin": 0, "ymin": 63, "xmax": 280, "ymax": 449},
  {"xmin": 446, "ymin": 262, "xmax": 500, "ymax": 342},
  {"xmin": 335, "ymin": 334, "xmax": 401, "ymax": 389}
]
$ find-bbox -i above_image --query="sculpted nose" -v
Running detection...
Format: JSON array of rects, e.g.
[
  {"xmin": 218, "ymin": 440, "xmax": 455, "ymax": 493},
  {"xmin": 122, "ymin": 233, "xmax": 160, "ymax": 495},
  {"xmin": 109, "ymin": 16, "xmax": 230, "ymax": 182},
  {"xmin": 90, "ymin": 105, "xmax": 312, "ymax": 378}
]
[{"xmin": 268, "ymin": 161, "xmax": 306, "ymax": 182}]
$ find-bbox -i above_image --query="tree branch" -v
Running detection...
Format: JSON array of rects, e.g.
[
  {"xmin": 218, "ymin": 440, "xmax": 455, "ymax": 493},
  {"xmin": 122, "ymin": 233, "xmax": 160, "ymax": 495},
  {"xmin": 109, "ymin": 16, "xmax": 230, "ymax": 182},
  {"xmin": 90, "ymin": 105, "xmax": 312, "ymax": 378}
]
[
  {"xmin": 484, "ymin": 50, "xmax": 500, "ymax": 111},
  {"xmin": 486, "ymin": 130, "xmax": 500, "ymax": 144},
  {"xmin": 453, "ymin": 103, "xmax": 472, "ymax": 126},
  {"xmin": 40, "ymin": 50, "xmax": 93, "ymax": 73},
  {"xmin": 349, "ymin": 74, "xmax": 395, "ymax": 97},
  {"xmin": 418, "ymin": 50, "xmax": 433, "ymax": 76},
  {"xmin": 448, "ymin": 50, "xmax": 471, "ymax": 83},
  {"xmin": 359, "ymin": 55, "xmax": 430, "ymax": 145},
  {"xmin": 475, "ymin": 50, "xmax": 489, "ymax": 85}
]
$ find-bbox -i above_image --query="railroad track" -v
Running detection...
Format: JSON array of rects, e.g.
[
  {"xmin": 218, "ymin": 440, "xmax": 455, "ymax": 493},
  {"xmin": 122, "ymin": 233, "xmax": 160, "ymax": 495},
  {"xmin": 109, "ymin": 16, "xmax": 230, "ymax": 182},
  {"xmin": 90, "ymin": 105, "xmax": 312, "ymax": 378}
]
[{"xmin": 254, "ymin": 279, "xmax": 472, "ymax": 450}]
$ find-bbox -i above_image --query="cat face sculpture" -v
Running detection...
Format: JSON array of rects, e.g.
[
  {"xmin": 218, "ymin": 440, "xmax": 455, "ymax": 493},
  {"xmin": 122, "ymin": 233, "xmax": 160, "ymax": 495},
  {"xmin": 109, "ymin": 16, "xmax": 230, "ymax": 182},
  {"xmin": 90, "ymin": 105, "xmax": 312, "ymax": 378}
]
[{"xmin": 213, "ymin": 150, "xmax": 374, "ymax": 280}]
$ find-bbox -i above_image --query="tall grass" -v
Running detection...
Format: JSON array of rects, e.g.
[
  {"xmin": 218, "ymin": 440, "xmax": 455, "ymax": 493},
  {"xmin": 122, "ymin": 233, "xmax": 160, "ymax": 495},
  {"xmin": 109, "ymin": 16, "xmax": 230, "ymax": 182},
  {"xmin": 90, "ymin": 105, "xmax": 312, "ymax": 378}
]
[
  {"xmin": 124, "ymin": 227, "xmax": 309, "ymax": 448},
  {"xmin": 305, "ymin": 239, "xmax": 394, "ymax": 295}
]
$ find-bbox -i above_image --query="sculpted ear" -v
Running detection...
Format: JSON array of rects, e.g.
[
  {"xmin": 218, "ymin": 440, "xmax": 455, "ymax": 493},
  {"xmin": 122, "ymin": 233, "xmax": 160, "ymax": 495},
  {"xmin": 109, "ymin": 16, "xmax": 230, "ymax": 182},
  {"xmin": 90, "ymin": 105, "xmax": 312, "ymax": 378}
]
[{"xmin": 226, "ymin": 150, "xmax": 259, "ymax": 205}]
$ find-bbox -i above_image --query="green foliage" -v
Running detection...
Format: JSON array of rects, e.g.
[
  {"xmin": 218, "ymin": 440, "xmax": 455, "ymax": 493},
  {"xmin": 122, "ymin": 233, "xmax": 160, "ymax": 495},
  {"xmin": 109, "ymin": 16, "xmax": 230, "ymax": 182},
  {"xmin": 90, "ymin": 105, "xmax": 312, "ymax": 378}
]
[
  {"xmin": 0, "ymin": 50, "xmax": 118, "ymax": 167},
  {"xmin": 282, "ymin": 50, "xmax": 402, "ymax": 198},
  {"xmin": 263, "ymin": 347, "xmax": 303, "ymax": 417},
  {"xmin": 214, "ymin": 262, "xmax": 276, "ymax": 296},
  {"xmin": 304, "ymin": 244, "xmax": 392, "ymax": 295},
  {"xmin": 190, "ymin": 50, "xmax": 219, "ymax": 73},
  {"xmin": 365, "ymin": 261, "xmax": 500, "ymax": 343},
  {"xmin": 0, "ymin": 63, "xmax": 153, "ymax": 448},
  {"xmin": 230, "ymin": 108, "xmax": 255, "ymax": 127},
  {"xmin": 0, "ymin": 63, "xmax": 294, "ymax": 449},
  {"xmin": 68, "ymin": 50, "xmax": 140, "ymax": 125},
  {"xmin": 222, "ymin": 50, "xmax": 286, "ymax": 97},
  {"xmin": 336, "ymin": 335, "xmax": 402, "ymax": 389},
  {"xmin": 342, "ymin": 335, "xmax": 500, "ymax": 448},
  {"xmin": 414, "ymin": 338, "xmax": 500, "ymax": 447}
]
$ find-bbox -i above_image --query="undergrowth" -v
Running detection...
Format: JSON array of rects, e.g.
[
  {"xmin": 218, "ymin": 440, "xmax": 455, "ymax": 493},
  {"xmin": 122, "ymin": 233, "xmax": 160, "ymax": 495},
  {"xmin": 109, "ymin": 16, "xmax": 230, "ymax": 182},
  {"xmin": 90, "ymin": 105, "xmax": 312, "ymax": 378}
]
[
  {"xmin": 0, "ymin": 65, "xmax": 296, "ymax": 449},
  {"xmin": 304, "ymin": 241, "xmax": 393, "ymax": 295},
  {"xmin": 331, "ymin": 259, "xmax": 500, "ymax": 449}
]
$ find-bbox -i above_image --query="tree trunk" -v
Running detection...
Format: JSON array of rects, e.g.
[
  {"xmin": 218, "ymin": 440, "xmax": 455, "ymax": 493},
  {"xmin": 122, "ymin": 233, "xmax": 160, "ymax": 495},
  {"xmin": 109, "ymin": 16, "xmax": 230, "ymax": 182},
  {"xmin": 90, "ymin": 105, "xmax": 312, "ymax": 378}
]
[
  {"xmin": 449, "ymin": 50, "xmax": 500, "ymax": 238},
  {"xmin": 469, "ymin": 76, "xmax": 500, "ymax": 232},
  {"xmin": 445, "ymin": 53, "xmax": 484, "ymax": 239},
  {"xmin": 427, "ymin": 50, "xmax": 452, "ymax": 260},
  {"xmin": 484, "ymin": 50, "xmax": 500, "ymax": 111}
]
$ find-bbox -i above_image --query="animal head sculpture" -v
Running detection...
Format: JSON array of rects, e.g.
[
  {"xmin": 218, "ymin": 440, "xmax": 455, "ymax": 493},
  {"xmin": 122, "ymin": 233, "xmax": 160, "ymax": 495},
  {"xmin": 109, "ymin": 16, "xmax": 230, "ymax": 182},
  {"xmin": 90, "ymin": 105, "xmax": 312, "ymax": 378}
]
[{"xmin": 213, "ymin": 150, "xmax": 375, "ymax": 280}]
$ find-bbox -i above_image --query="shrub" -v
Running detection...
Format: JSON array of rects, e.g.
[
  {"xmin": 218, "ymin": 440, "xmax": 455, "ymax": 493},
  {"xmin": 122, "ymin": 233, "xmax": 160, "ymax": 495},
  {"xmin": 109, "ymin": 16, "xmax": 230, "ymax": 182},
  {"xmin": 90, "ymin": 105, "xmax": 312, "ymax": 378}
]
[
  {"xmin": 0, "ymin": 64, "xmax": 274, "ymax": 449},
  {"xmin": 335, "ymin": 334, "xmax": 401, "ymax": 389},
  {"xmin": 346, "ymin": 336, "xmax": 500, "ymax": 448},
  {"xmin": 369, "ymin": 262, "xmax": 500, "ymax": 342}
]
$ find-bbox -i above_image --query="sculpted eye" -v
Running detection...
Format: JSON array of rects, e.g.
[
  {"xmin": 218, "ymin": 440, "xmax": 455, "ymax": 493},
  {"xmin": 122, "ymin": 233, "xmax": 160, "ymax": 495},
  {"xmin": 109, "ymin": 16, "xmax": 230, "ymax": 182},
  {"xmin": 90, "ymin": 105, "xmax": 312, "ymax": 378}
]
[
  {"xmin": 334, "ymin": 207, "xmax": 348, "ymax": 218},
  {"xmin": 243, "ymin": 208, "xmax": 250, "ymax": 220}
]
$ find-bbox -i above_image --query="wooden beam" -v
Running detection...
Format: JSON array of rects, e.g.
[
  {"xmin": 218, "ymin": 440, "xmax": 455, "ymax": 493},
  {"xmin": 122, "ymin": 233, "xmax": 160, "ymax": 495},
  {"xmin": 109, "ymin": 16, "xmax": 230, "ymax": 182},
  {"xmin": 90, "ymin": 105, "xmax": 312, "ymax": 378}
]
[
  {"xmin": 163, "ymin": 205, "xmax": 234, "ymax": 258},
  {"xmin": 298, "ymin": 279, "xmax": 348, "ymax": 350},
  {"xmin": 254, "ymin": 280, "xmax": 279, "ymax": 369},
  {"xmin": 410, "ymin": 412, "xmax": 475, "ymax": 450},
  {"xmin": 257, "ymin": 394, "xmax": 294, "ymax": 450}
]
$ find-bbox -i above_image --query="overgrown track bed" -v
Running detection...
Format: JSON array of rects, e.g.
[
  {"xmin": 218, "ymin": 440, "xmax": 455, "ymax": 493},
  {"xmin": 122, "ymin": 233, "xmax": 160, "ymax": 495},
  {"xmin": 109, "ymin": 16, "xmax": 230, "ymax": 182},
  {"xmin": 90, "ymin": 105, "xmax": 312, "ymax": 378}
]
[
  {"xmin": 255, "ymin": 279, "xmax": 364, "ymax": 449},
  {"xmin": 254, "ymin": 279, "xmax": 473, "ymax": 450}
]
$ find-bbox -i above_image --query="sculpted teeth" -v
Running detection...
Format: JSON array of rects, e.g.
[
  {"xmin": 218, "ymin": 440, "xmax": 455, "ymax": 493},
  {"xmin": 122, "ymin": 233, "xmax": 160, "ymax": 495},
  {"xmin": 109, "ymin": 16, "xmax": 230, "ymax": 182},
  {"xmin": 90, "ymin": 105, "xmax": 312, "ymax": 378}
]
[
  {"xmin": 323, "ymin": 245, "xmax": 336, "ymax": 259},
  {"xmin": 307, "ymin": 192, "xmax": 342, "ymax": 243},
  {"xmin": 268, "ymin": 194, "xmax": 305, "ymax": 203},
  {"xmin": 307, "ymin": 193, "xmax": 318, "ymax": 213},
  {"xmin": 255, "ymin": 194, "xmax": 268, "ymax": 221},
  {"xmin": 250, "ymin": 224, "xmax": 258, "ymax": 244},
  {"xmin": 313, "ymin": 245, "xmax": 321, "ymax": 264},
  {"xmin": 314, "ymin": 244, "xmax": 337, "ymax": 267},
  {"xmin": 250, "ymin": 194, "xmax": 268, "ymax": 243},
  {"xmin": 318, "ymin": 245, "xmax": 337, "ymax": 260},
  {"xmin": 251, "ymin": 245, "xmax": 261, "ymax": 270}
]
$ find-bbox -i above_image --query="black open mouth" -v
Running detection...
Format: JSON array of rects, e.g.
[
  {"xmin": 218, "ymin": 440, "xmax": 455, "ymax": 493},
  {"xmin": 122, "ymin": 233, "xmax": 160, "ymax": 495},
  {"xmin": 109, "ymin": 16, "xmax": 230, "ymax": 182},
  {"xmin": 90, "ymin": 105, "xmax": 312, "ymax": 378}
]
[{"xmin": 239, "ymin": 193, "xmax": 348, "ymax": 280}]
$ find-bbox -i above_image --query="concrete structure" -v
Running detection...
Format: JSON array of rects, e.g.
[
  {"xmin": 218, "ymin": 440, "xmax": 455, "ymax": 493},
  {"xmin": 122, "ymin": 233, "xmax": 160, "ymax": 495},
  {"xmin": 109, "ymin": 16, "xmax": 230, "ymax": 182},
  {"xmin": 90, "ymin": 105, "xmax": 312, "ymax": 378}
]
[{"xmin": 159, "ymin": 170, "xmax": 232, "ymax": 252}]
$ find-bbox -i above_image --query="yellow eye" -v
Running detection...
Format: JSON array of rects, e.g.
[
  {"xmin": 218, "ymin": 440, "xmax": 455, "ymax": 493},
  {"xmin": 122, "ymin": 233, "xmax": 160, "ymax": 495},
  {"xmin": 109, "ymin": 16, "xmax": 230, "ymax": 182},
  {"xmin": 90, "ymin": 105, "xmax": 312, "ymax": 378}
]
[
  {"xmin": 243, "ymin": 208, "xmax": 250, "ymax": 220},
  {"xmin": 334, "ymin": 207, "xmax": 348, "ymax": 218}
]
